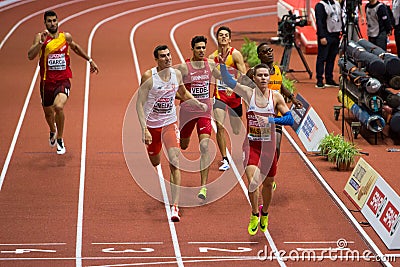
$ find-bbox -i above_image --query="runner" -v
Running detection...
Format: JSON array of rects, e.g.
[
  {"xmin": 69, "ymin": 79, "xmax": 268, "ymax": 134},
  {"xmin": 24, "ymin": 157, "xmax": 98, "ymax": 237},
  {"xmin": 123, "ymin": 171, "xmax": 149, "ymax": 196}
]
[
  {"xmin": 27, "ymin": 10, "xmax": 99, "ymax": 155},
  {"xmin": 136, "ymin": 45, "xmax": 207, "ymax": 221}
]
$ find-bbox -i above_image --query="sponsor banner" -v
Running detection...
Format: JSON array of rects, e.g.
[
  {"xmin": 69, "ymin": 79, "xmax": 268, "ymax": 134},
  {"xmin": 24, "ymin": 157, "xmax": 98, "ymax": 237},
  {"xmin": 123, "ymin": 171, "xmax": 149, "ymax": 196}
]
[
  {"xmin": 343, "ymin": 158, "xmax": 379, "ymax": 209},
  {"xmin": 361, "ymin": 176, "xmax": 400, "ymax": 250},
  {"xmin": 291, "ymin": 94, "xmax": 328, "ymax": 152}
]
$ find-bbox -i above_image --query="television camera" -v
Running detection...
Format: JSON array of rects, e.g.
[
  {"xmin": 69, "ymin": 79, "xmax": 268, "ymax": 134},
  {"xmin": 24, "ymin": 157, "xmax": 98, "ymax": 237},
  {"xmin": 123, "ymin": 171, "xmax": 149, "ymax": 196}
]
[
  {"xmin": 277, "ymin": 10, "xmax": 312, "ymax": 78},
  {"xmin": 278, "ymin": 11, "xmax": 307, "ymax": 45}
]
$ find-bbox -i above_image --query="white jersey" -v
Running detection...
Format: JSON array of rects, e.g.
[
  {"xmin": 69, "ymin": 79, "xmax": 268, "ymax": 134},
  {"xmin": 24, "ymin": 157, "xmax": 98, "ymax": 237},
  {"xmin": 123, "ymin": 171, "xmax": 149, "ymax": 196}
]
[
  {"xmin": 144, "ymin": 67, "xmax": 179, "ymax": 128},
  {"xmin": 246, "ymin": 89, "xmax": 275, "ymax": 142}
]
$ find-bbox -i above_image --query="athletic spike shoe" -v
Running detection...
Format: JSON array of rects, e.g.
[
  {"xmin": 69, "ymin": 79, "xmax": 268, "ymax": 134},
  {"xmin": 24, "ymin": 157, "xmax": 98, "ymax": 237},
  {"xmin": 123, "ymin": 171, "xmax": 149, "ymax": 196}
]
[
  {"xmin": 219, "ymin": 159, "xmax": 230, "ymax": 171},
  {"xmin": 248, "ymin": 213, "xmax": 259, "ymax": 235},
  {"xmin": 49, "ymin": 131, "xmax": 57, "ymax": 147},
  {"xmin": 56, "ymin": 138, "xmax": 66, "ymax": 155},
  {"xmin": 272, "ymin": 181, "xmax": 277, "ymax": 191},
  {"xmin": 49, "ymin": 124, "xmax": 57, "ymax": 147},
  {"xmin": 198, "ymin": 187, "xmax": 207, "ymax": 200},
  {"xmin": 171, "ymin": 205, "xmax": 180, "ymax": 222},
  {"xmin": 259, "ymin": 205, "xmax": 269, "ymax": 232}
]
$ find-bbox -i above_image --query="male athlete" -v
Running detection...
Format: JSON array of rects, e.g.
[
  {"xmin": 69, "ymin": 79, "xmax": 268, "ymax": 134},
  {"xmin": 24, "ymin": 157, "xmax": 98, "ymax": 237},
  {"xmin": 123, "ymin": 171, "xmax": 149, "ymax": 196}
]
[
  {"xmin": 28, "ymin": 10, "xmax": 99, "ymax": 155},
  {"xmin": 209, "ymin": 26, "xmax": 247, "ymax": 171},
  {"xmin": 136, "ymin": 45, "xmax": 207, "ymax": 221},
  {"xmin": 177, "ymin": 36, "xmax": 220, "ymax": 200}
]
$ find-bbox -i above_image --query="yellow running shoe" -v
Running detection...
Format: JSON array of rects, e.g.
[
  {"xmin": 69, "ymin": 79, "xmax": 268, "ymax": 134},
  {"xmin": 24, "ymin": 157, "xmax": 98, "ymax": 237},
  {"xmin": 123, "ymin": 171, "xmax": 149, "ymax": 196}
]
[
  {"xmin": 198, "ymin": 187, "xmax": 207, "ymax": 200},
  {"xmin": 259, "ymin": 205, "xmax": 269, "ymax": 232},
  {"xmin": 248, "ymin": 214, "xmax": 259, "ymax": 235},
  {"xmin": 272, "ymin": 181, "xmax": 277, "ymax": 191}
]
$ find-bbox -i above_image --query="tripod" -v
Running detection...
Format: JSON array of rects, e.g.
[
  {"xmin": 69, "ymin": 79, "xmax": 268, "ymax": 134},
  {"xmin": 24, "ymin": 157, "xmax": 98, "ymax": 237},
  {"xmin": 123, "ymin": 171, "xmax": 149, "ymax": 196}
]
[{"xmin": 280, "ymin": 40, "xmax": 313, "ymax": 79}]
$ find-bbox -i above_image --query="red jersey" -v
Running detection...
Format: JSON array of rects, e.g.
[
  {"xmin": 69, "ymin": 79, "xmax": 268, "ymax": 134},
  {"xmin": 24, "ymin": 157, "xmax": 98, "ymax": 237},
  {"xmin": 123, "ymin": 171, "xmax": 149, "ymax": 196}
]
[
  {"xmin": 39, "ymin": 32, "xmax": 72, "ymax": 82},
  {"xmin": 181, "ymin": 58, "xmax": 213, "ymax": 115}
]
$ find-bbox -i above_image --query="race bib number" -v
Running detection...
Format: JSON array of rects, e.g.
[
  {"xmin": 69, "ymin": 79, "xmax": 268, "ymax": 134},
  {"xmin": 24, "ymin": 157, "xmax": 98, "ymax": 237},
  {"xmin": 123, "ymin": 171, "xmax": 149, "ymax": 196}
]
[
  {"xmin": 248, "ymin": 119, "xmax": 272, "ymax": 141},
  {"xmin": 153, "ymin": 97, "xmax": 174, "ymax": 114},
  {"xmin": 191, "ymin": 82, "xmax": 209, "ymax": 99},
  {"xmin": 48, "ymin": 54, "xmax": 66, "ymax": 71}
]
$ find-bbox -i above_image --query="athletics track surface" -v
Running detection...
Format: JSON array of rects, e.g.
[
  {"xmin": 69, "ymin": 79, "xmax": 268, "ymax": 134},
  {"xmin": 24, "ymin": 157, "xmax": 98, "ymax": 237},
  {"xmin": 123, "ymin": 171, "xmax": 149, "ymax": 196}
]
[{"xmin": 0, "ymin": 1, "xmax": 399, "ymax": 266}]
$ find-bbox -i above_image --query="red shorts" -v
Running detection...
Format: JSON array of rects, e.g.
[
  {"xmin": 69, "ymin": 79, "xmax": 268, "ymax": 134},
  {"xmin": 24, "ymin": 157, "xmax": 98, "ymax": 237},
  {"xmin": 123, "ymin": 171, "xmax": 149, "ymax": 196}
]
[
  {"xmin": 180, "ymin": 117, "xmax": 212, "ymax": 138},
  {"xmin": 214, "ymin": 90, "xmax": 242, "ymax": 109},
  {"xmin": 147, "ymin": 123, "xmax": 180, "ymax": 156},
  {"xmin": 243, "ymin": 140, "xmax": 278, "ymax": 177},
  {"xmin": 40, "ymin": 79, "xmax": 71, "ymax": 107}
]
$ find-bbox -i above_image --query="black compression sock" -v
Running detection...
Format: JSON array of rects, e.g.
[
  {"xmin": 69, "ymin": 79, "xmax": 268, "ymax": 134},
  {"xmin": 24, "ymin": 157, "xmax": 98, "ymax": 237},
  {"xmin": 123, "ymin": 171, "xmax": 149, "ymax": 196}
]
[{"xmin": 252, "ymin": 212, "xmax": 259, "ymax": 217}]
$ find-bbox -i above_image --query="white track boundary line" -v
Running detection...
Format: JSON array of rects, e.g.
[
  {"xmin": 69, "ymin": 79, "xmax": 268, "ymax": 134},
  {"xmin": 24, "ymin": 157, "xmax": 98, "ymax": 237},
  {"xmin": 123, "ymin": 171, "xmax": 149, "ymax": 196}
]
[
  {"xmin": 0, "ymin": 0, "xmax": 34, "ymax": 12},
  {"xmin": 0, "ymin": 0, "xmax": 84, "ymax": 50},
  {"xmin": 0, "ymin": 0, "xmax": 142, "ymax": 190},
  {"xmin": 282, "ymin": 128, "xmax": 392, "ymax": 267}
]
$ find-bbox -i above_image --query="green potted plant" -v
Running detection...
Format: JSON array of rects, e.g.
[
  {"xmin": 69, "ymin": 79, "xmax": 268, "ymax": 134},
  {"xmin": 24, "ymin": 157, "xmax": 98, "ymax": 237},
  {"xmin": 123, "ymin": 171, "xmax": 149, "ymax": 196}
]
[
  {"xmin": 327, "ymin": 139, "xmax": 360, "ymax": 171},
  {"xmin": 240, "ymin": 37, "xmax": 260, "ymax": 67},
  {"xmin": 317, "ymin": 132, "xmax": 343, "ymax": 158}
]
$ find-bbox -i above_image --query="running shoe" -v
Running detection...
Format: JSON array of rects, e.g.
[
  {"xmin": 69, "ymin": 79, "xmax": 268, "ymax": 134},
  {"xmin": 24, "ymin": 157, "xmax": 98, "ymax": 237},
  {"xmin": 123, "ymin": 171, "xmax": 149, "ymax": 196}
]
[
  {"xmin": 259, "ymin": 205, "xmax": 269, "ymax": 232},
  {"xmin": 248, "ymin": 213, "xmax": 259, "ymax": 235},
  {"xmin": 198, "ymin": 187, "xmax": 207, "ymax": 200},
  {"xmin": 49, "ymin": 124, "xmax": 57, "ymax": 147},
  {"xmin": 171, "ymin": 205, "xmax": 180, "ymax": 222},
  {"xmin": 56, "ymin": 138, "xmax": 66, "ymax": 155},
  {"xmin": 272, "ymin": 181, "xmax": 277, "ymax": 191},
  {"xmin": 219, "ymin": 159, "xmax": 230, "ymax": 171},
  {"xmin": 49, "ymin": 131, "xmax": 57, "ymax": 147}
]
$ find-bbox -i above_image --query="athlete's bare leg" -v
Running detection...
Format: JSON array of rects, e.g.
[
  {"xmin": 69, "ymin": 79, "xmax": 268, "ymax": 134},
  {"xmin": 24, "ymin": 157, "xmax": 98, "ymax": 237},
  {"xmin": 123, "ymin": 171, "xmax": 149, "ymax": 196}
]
[
  {"xmin": 213, "ymin": 108, "xmax": 227, "ymax": 158},
  {"xmin": 53, "ymin": 93, "xmax": 68, "ymax": 139},
  {"xmin": 199, "ymin": 133, "xmax": 210, "ymax": 186},
  {"xmin": 167, "ymin": 147, "xmax": 181, "ymax": 205},
  {"xmin": 43, "ymin": 106, "xmax": 57, "ymax": 132},
  {"xmin": 261, "ymin": 175, "xmax": 274, "ymax": 213},
  {"xmin": 245, "ymin": 165, "xmax": 261, "ymax": 214}
]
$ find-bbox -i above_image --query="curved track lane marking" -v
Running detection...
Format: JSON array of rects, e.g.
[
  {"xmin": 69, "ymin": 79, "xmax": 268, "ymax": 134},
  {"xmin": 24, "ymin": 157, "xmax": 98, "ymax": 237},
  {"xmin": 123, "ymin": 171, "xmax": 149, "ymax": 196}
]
[
  {"xmin": 0, "ymin": 0, "xmax": 34, "ymax": 12},
  {"xmin": 0, "ymin": 0, "xmax": 84, "ymax": 50}
]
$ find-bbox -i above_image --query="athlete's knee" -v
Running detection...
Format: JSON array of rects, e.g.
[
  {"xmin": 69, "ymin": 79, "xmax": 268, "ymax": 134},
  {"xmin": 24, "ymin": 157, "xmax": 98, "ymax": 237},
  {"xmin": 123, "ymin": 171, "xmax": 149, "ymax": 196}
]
[
  {"xmin": 167, "ymin": 149, "xmax": 180, "ymax": 167},
  {"xmin": 53, "ymin": 104, "xmax": 64, "ymax": 113},
  {"xmin": 199, "ymin": 140, "xmax": 209, "ymax": 155}
]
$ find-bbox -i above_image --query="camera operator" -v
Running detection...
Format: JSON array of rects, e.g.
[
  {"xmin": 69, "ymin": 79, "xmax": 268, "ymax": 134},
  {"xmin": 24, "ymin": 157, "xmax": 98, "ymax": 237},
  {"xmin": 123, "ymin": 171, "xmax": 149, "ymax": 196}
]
[
  {"xmin": 340, "ymin": 0, "xmax": 365, "ymax": 41},
  {"xmin": 365, "ymin": 0, "xmax": 393, "ymax": 51},
  {"xmin": 315, "ymin": 0, "xmax": 342, "ymax": 89}
]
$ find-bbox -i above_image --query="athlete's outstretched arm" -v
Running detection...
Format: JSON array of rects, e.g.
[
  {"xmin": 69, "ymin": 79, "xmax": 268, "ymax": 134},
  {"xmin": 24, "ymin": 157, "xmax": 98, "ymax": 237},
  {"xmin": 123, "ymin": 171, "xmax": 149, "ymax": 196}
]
[{"xmin": 64, "ymin": 32, "xmax": 99, "ymax": 74}]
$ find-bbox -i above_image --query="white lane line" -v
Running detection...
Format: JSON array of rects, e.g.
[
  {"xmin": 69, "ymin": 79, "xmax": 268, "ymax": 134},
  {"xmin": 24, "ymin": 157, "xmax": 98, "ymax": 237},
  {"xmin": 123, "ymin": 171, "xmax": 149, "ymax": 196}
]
[
  {"xmin": 282, "ymin": 127, "xmax": 393, "ymax": 267},
  {"xmin": 188, "ymin": 242, "xmax": 258, "ymax": 244},
  {"xmin": 92, "ymin": 242, "xmax": 163, "ymax": 245},
  {"xmin": 0, "ymin": 243, "xmax": 66, "ymax": 246},
  {"xmin": 171, "ymin": 5, "xmax": 286, "ymax": 267},
  {"xmin": 0, "ymin": 0, "xmax": 137, "ymax": 190},
  {"xmin": 0, "ymin": 0, "xmax": 34, "ymax": 12},
  {"xmin": 0, "ymin": 0, "xmax": 84, "ymax": 50}
]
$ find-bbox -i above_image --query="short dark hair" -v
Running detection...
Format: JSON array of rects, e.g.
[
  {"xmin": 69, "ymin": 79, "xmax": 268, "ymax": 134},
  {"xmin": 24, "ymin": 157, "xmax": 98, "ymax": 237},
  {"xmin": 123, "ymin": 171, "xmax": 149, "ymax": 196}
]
[
  {"xmin": 153, "ymin": 45, "xmax": 169, "ymax": 59},
  {"xmin": 44, "ymin": 10, "xmax": 57, "ymax": 21},
  {"xmin": 216, "ymin": 26, "xmax": 231, "ymax": 38},
  {"xmin": 253, "ymin": 63, "xmax": 269, "ymax": 75},
  {"xmin": 257, "ymin": 42, "xmax": 270, "ymax": 54},
  {"xmin": 191, "ymin": 36, "xmax": 207, "ymax": 49}
]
